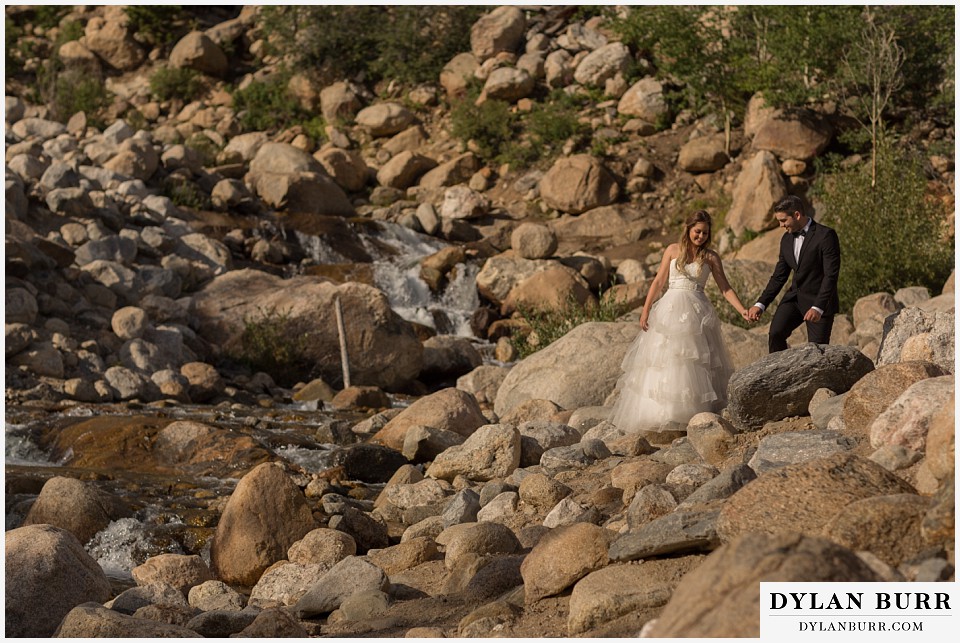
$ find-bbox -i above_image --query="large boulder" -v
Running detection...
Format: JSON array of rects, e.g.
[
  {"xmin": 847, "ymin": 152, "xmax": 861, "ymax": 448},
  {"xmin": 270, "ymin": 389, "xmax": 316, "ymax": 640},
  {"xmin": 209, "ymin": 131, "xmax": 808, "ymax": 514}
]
[
  {"xmin": 479, "ymin": 67, "xmax": 535, "ymax": 103},
  {"xmin": 616, "ymin": 77, "xmax": 668, "ymax": 124},
  {"xmin": 677, "ymin": 135, "xmax": 728, "ymax": 173},
  {"xmin": 440, "ymin": 52, "xmax": 480, "ymax": 98},
  {"xmin": 250, "ymin": 171, "xmax": 354, "ymax": 217},
  {"xmin": 870, "ymin": 375, "xmax": 954, "ymax": 451},
  {"xmin": 131, "ymin": 554, "xmax": 214, "ymax": 597},
  {"xmin": 6, "ymin": 525, "xmax": 111, "ymax": 637},
  {"xmin": 716, "ymin": 453, "xmax": 915, "ymax": 542},
  {"xmin": 724, "ymin": 151, "xmax": 787, "ymax": 235},
  {"xmin": 210, "ymin": 463, "xmax": 317, "ymax": 587},
  {"xmin": 54, "ymin": 603, "xmax": 201, "ymax": 637},
  {"xmin": 170, "ymin": 31, "xmax": 228, "ymax": 76},
  {"xmin": 520, "ymin": 523, "xmax": 610, "ymax": 603},
  {"xmin": 648, "ymin": 532, "xmax": 881, "ymax": 637},
  {"xmin": 475, "ymin": 253, "xmax": 552, "ymax": 307},
  {"xmin": 573, "ymin": 42, "xmax": 631, "ymax": 87},
  {"xmin": 191, "ymin": 270, "xmax": 422, "ymax": 391},
  {"xmin": 355, "ymin": 103, "xmax": 415, "ymax": 137},
  {"xmin": 22, "ymin": 476, "xmax": 128, "ymax": 545},
  {"xmin": 840, "ymin": 361, "xmax": 946, "ymax": 440},
  {"xmin": 726, "ymin": 344, "xmax": 874, "ymax": 431},
  {"xmin": 84, "ymin": 13, "xmax": 144, "ymax": 71},
  {"xmin": 877, "ymin": 307, "xmax": 955, "ymax": 374},
  {"xmin": 501, "ymin": 266, "xmax": 595, "ymax": 315},
  {"xmin": 426, "ymin": 424, "xmax": 521, "ymax": 482},
  {"xmin": 751, "ymin": 109, "xmax": 833, "ymax": 161},
  {"xmin": 539, "ymin": 155, "xmax": 620, "ymax": 215},
  {"xmin": 376, "ymin": 151, "xmax": 437, "ymax": 189},
  {"xmin": 371, "ymin": 387, "xmax": 486, "ymax": 450},
  {"xmin": 470, "ymin": 6, "xmax": 526, "ymax": 61},
  {"xmin": 495, "ymin": 322, "xmax": 640, "ymax": 417}
]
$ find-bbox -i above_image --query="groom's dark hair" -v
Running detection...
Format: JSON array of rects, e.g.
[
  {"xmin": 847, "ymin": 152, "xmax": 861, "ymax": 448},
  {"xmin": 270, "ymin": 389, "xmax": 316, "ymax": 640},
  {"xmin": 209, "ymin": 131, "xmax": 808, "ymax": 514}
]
[{"xmin": 773, "ymin": 195, "xmax": 805, "ymax": 216}]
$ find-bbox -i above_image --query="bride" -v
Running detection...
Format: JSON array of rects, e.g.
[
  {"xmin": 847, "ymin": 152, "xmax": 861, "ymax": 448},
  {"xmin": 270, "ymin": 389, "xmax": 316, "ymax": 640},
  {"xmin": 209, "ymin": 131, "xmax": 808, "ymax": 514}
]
[{"xmin": 611, "ymin": 210, "xmax": 750, "ymax": 434}]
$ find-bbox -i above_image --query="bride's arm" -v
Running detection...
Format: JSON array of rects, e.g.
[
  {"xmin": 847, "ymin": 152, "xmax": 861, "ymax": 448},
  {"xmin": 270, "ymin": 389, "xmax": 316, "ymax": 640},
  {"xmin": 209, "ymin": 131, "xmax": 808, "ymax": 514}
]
[
  {"xmin": 708, "ymin": 252, "xmax": 749, "ymax": 318},
  {"xmin": 639, "ymin": 245, "xmax": 676, "ymax": 330}
]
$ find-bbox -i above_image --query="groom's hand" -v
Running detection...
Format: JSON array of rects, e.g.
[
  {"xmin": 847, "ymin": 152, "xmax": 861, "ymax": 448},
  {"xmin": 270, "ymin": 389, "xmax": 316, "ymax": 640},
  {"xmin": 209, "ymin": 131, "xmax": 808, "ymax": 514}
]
[
  {"xmin": 746, "ymin": 306, "xmax": 762, "ymax": 322},
  {"xmin": 803, "ymin": 308, "xmax": 822, "ymax": 323}
]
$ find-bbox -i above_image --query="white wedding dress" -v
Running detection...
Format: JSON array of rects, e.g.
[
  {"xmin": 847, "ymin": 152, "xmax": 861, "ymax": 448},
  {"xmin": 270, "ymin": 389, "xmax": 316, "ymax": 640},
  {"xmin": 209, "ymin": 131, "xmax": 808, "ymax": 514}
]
[{"xmin": 611, "ymin": 259, "xmax": 734, "ymax": 433}]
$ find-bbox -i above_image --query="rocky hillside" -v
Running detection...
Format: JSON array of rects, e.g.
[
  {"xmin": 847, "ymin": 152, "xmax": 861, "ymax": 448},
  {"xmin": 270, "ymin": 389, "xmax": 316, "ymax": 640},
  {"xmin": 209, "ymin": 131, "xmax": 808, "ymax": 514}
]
[
  {"xmin": 6, "ymin": 5, "xmax": 954, "ymax": 403},
  {"xmin": 4, "ymin": 5, "xmax": 956, "ymax": 639}
]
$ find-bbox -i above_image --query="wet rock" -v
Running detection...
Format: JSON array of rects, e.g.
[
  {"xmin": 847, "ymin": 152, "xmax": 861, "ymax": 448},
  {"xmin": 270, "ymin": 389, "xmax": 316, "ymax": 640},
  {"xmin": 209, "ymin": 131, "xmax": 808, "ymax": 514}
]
[
  {"xmin": 5, "ymin": 525, "xmax": 111, "ymax": 637},
  {"xmin": 22, "ymin": 475, "xmax": 129, "ymax": 546},
  {"xmin": 421, "ymin": 335, "xmax": 483, "ymax": 382},
  {"xmin": 333, "ymin": 443, "xmax": 407, "ymax": 483},
  {"xmin": 211, "ymin": 463, "xmax": 317, "ymax": 587}
]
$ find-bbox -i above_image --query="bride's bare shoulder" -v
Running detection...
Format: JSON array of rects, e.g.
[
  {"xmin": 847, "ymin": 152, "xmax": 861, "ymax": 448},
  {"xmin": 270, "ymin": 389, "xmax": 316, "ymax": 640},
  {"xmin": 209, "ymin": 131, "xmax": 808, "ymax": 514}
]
[{"xmin": 663, "ymin": 243, "xmax": 680, "ymax": 258}]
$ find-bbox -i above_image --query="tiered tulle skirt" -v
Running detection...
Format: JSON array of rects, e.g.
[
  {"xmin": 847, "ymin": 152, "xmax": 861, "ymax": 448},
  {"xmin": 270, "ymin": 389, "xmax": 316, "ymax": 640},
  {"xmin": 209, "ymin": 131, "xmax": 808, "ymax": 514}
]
[{"xmin": 611, "ymin": 288, "xmax": 733, "ymax": 433}]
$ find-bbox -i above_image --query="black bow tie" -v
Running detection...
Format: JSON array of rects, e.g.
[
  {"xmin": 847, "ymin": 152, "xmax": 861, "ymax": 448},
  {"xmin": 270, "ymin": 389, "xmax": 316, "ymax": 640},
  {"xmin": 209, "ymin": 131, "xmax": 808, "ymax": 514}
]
[{"xmin": 792, "ymin": 229, "xmax": 807, "ymax": 238}]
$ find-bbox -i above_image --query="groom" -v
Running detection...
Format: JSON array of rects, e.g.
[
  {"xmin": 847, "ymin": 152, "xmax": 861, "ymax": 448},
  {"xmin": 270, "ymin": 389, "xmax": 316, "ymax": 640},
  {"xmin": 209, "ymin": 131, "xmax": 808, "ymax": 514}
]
[{"xmin": 746, "ymin": 195, "xmax": 841, "ymax": 352}]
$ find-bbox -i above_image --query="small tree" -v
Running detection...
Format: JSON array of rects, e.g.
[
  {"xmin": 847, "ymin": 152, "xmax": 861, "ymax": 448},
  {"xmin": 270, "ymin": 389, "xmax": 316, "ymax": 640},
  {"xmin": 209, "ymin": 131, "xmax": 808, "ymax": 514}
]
[
  {"xmin": 839, "ymin": 12, "xmax": 905, "ymax": 187},
  {"xmin": 816, "ymin": 140, "xmax": 953, "ymax": 312}
]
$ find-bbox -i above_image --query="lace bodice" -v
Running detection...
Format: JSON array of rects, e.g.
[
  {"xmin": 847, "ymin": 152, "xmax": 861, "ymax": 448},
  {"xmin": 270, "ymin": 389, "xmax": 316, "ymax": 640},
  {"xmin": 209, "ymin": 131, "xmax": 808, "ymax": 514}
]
[{"xmin": 668, "ymin": 260, "xmax": 710, "ymax": 292}]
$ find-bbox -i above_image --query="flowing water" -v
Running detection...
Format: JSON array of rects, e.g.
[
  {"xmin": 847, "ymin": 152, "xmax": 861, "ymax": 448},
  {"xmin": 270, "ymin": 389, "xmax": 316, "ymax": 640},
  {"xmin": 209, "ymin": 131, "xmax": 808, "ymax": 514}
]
[{"xmin": 5, "ymin": 217, "xmax": 486, "ymax": 582}]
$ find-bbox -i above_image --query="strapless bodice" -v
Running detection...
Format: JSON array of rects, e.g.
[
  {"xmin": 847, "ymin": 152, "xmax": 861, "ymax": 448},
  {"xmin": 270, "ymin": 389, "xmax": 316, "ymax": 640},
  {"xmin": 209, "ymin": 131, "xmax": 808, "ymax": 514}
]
[{"xmin": 668, "ymin": 260, "xmax": 709, "ymax": 292}]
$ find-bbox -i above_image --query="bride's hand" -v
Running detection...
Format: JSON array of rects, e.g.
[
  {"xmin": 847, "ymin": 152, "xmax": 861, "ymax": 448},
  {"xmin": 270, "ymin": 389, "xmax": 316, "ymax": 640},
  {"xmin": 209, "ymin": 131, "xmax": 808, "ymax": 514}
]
[{"xmin": 639, "ymin": 312, "xmax": 649, "ymax": 331}]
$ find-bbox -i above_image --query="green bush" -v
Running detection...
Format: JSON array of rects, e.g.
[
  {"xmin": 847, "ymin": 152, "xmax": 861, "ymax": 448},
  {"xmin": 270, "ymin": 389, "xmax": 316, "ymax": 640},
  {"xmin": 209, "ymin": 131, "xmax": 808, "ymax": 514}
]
[
  {"xmin": 259, "ymin": 6, "xmax": 486, "ymax": 86},
  {"xmin": 815, "ymin": 139, "xmax": 953, "ymax": 312},
  {"xmin": 235, "ymin": 307, "xmax": 313, "ymax": 386},
  {"xmin": 510, "ymin": 291, "xmax": 632, "ymax": 359},
  {"xmin": 125, "ymin": 5, "xmax": 184, "ymax": 45},
  {"xmin": 43, "ymin": 66, "xmax": 109, "ymax": 125},
  {"xmin": 150, "ymin": 66, "xmax": 205, "ymax": 102},
  {"xmin": 231, "ymin": 72, "xmax": 311, "ymax": 133},
  {"xmin": 449, "ymin": 98, "xmax": 516, "ymax": 163},
  {"xmin": 163, "ymin": 178, "xmax": 210, "ymax": 211}
]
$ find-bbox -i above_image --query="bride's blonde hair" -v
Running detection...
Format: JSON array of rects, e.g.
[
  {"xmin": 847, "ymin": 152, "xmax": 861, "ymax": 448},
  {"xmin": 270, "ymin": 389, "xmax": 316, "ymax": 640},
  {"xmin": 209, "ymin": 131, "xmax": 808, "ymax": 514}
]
[{"xmin": 675, "ymin": 209, "xmax": 712, "ymax": 276}]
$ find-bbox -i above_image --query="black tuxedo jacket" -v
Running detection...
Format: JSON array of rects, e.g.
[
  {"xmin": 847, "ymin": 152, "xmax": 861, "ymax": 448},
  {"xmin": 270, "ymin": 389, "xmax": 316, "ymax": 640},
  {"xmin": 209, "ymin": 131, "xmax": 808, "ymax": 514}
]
[{"xmin": 757, "ymin": 219, "xmax": 841, "ymax": 316}]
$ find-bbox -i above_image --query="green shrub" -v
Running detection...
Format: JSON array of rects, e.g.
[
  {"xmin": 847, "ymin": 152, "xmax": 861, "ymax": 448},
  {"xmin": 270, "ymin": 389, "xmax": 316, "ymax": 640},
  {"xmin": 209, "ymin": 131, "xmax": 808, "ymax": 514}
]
[
  {"xmin": 449, "ymin": 98, "xmax": 516, "ymax": 163},
  {"xmin": 235, "ymin": 307, "xmax": 313, "ymax": 386},
  {"xmin": 231, "ymin": 72, "xmax": 310, "ymax": 132},
  {"xmin": 150, "ymin": 66, "xmax": 205, "ymax": 102},
  {"xmin": 44, "ymin": 67, "xmax": 109, "ymax": 125},
  {"xmin": 510, "ymin": 291, "xmax": 632, "ymax": 359},
  {"xmin": 259, "ymin": 6, "xmax": 486, "ymax": 86},
  {"xmin": 815, "ymin": 139, "xmax": 953, "ymax": 312},
  {"xmin": 125, "ymin": 5, "xmax": 184, "ymax": 45},
  {"xmin": 163, "ymin": 178, "xmax": 210, "ymax": 211}
]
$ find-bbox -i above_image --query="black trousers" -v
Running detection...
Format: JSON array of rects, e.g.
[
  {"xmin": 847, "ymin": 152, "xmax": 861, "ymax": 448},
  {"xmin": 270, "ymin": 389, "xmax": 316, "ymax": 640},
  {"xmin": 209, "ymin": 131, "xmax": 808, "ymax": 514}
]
[{"xmin": 768, "ymin": 298, "xmax": 835, "ymax": 352}]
